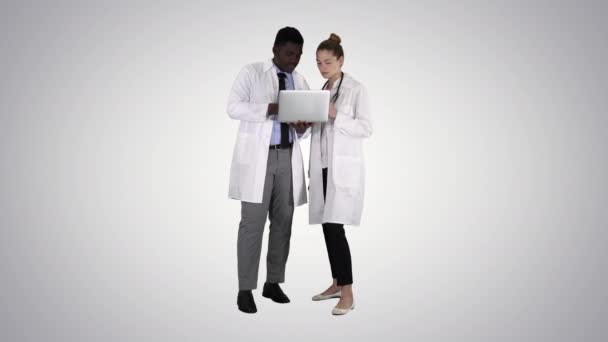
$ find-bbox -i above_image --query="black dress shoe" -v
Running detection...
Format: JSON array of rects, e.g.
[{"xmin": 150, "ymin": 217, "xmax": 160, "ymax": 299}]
[
  {"xmin": 237, "ymin": 290, "xmax": 257, "ymax": 313},
  {"xmin": 262, "ymin": 282, "xmax": 290, "ymax": 303}
]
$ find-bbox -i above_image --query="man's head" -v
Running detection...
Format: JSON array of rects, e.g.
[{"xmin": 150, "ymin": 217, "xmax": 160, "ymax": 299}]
[{"xmin": 272, "ymin": 27, "xmax": 303, "ymax": 73}]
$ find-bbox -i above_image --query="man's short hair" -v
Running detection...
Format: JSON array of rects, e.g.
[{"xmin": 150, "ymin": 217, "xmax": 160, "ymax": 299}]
[{"xmin": 274, "ymin": 27, "xmax": 304, "ymax": 47}]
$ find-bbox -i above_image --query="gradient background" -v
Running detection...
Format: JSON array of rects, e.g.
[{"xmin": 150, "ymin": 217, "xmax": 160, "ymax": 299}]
[{"xmin": 1, "ymin": 1, "xmax": 607, "ymax": 341}]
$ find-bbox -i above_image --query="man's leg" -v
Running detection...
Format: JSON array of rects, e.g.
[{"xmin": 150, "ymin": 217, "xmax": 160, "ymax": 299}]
[
  {"xmin": 237, "ymin": 152, "xmax": 276, "ymax": 290},
  {"xmin": 266, "ymin": 148, "xmax": 294, "ymax": 284}
]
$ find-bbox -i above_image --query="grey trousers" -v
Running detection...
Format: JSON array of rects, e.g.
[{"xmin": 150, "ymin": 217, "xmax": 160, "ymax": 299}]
[{"xmin": 237, "ymin": 148, "xmax": 294, "ymax": 290}]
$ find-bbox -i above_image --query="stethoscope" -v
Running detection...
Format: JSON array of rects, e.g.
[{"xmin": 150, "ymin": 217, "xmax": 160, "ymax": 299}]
[{"xmin": 322, "ymin": 71, "xmax": 344, "ymax": 103}]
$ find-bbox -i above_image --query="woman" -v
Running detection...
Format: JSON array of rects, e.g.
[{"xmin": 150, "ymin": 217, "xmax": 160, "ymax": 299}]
[{"xmin": 309, "ymin": 33, "xmax": 372, "ymax": 315}]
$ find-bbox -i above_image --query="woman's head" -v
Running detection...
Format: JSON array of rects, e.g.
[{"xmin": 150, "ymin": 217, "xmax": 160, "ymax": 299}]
[{"xmin": 316, "ymin": 33, "xmax": 344, "ymax": 80}]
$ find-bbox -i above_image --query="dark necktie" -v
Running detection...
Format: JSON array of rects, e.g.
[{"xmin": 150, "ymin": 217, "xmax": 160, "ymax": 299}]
[{"xmin": 277, "ymin": 72, "xmax": 290, "ymax": 147}]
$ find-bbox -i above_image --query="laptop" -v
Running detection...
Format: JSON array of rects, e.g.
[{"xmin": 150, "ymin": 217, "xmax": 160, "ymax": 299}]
[{"xmin": 278, "ymin": 90, "xmax": 330, "ymax": 122}]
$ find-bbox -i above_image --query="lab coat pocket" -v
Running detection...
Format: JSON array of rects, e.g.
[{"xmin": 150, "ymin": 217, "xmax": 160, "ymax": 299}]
[
  {"xmin": 333, "ymin": 155, "xmax": 362, "ymax": 191},
  {"xmin": 338, "ymin": 104, "xmax": 354, "ymax": 118},
  {"xmin": 235, "ymin": 133, "xmax": 251, "ymax": 164}
]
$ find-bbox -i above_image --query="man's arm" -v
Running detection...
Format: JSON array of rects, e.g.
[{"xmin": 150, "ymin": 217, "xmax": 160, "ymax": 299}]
[
  {"xmin": 291, "ymin": 121, "xmax": 313, "ymax": 139},
  {"xmin": 227, "ymin": 67, "xmax": 274, "ymax": 122}
]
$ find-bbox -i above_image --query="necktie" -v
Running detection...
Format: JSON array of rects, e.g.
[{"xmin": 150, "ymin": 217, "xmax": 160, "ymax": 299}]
[{"xmin": 277, "ymin": 72, "xmax": 290, "ymax": 147}]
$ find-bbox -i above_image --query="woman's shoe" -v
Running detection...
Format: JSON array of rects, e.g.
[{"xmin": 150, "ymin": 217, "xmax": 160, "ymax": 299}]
[
  {"xmin": 312, "ymin": 290, "xmax": 342, "ymax": 301},
  {"xmin": 332, "ymin": 301, "xmax": 355, "ymax": 315}
]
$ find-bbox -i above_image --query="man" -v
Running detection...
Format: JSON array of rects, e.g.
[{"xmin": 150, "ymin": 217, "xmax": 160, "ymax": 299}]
[{"xmin": 227, "ymin": 27, "xmax": 312, "ymax": 314}]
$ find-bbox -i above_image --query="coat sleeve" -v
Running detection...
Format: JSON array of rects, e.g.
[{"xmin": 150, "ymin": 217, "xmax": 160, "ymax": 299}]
[
  {"xmin": 226, "ymin": 66, "xmax": 268, "ymax": 122},
  {"xmin": 334, "ymin": 84, "xmax": 373, "ymax": 138}
]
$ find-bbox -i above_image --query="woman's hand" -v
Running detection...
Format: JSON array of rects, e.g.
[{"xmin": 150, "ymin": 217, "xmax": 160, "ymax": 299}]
[{"xmin": 328, "ymin": 103, "xmax": 337, "ymax": 119}]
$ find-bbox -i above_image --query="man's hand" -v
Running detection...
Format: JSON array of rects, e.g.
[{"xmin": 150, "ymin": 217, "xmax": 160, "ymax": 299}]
[
  {"xmin": 291, "ymin": 121, "xmax": 313, "ymax": 134},
  {"xmin": 328, "ymin": 103, "xmax": 337, "ymax": 119},
  {"xmin": 267, "ymin": 103, "xmax": 279, "ymax": 116}
]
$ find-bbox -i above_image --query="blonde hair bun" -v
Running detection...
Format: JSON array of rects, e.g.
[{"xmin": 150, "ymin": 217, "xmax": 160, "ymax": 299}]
[{"xmin": 328, "ymin": 33, "xmax": 342, "ymax": 44}]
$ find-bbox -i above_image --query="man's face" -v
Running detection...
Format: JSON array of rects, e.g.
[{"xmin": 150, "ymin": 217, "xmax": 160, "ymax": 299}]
[{"xmin": 272, "ymin": 42, "xmax": 303, "ymax": 73}]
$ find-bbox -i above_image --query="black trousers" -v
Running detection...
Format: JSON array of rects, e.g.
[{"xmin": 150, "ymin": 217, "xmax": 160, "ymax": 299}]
[{"xmin": 322, "ymin": 168, "xmax": 353, "ymax": 286}]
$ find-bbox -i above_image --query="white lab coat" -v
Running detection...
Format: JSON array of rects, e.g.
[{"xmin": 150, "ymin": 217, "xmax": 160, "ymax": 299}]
[
  {"xmin": 309, "ymin": 73, "xmax": 372, "ymax": 225},
  {"xmin": 227, "ymin": 59, "xmax": 310, "ymax": 205}
]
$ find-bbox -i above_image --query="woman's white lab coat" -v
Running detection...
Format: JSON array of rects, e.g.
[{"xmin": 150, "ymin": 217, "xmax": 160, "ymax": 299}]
[{"xmin": 308, "ymin": 73, "xmax": 372, "ymax": 226}]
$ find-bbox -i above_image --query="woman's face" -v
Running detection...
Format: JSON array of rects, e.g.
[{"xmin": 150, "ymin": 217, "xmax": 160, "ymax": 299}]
[{"xmin": 316, "ymin": 49, "xmax": 343, "ymax": 80}]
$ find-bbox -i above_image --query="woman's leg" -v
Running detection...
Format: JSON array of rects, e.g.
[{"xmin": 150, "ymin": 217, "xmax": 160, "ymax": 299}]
[
  {"xmin": 322, "ymin": 223, "xmax": 338, "ymax": 280},
  {"xmin": 328, "ymin": 224, "xmax": 354, "ymax": 309},
  {"xmin": 319, "ymin": 168, "xmax": 354, "ymax": 303},
  {"xmin": 320, "ymin": 168, "xmax": 340, "ymax": 294},
  {"xmin": 323, "ymin": 223, "xmax": 353, "ymax": 287},
  {"xmin": 325, "ymin": 223, "xmax": 354, "ymax": 309}
]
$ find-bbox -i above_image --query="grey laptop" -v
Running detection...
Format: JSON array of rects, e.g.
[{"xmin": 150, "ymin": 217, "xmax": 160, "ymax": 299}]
[{"xmin": 278, "ymin": 90, "xmax": 330, "ymax": 122}]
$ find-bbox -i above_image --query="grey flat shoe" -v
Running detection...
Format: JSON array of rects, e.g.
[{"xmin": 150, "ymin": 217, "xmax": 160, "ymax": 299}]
[{"xmin": 312, "ymin": 290, "xmax": 342, "ymax": 301}]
